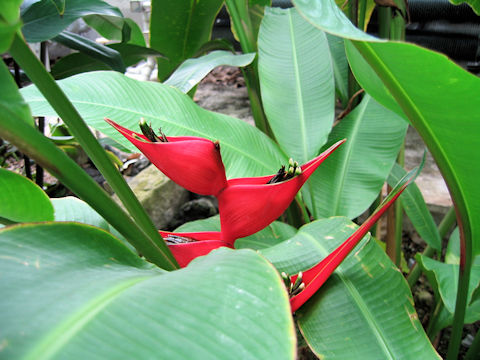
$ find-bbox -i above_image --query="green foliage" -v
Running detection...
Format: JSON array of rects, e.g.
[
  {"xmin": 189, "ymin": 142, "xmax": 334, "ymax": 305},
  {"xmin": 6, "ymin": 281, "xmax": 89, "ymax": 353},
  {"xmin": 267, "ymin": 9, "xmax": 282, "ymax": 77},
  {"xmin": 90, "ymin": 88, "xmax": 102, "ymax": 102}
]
[
  {"xmin": 262, "ymin": 217, "xmax": 440, "ymax": 359},
  {"xmin": 0, "ymin": 223, "xmax": 295, "ymax": 359},
  {"xmin": 0, "ymin": 168, "xmax": 54, "ymax": 223},
  {"xmin": 21, "ymin": 0, "xmax": 122, "ymax": 42},
  {"xmin": 304, "ymin": 95, "xmax": 407, "ymax": 219},
  {"xmin": 388, "ymin": 163, "xmax": 442, "ymax": 250},
  {"xmin": 165, "ymin": 51, "xmax": 256, "ymax": 93},
  {"xmin": 258, "ymin": 7, "xmax": 335, "ymax": 163},
  {"xmin": 20, "ymin": 71, "xmax": 287, "ymax": 178},
  {"xmin": 449, "ymin": 0, "xmax": 480, "ymax": 14},
  {"xmin": 150, "ymin": 0, "xmax": 224, "ymax": 80}
]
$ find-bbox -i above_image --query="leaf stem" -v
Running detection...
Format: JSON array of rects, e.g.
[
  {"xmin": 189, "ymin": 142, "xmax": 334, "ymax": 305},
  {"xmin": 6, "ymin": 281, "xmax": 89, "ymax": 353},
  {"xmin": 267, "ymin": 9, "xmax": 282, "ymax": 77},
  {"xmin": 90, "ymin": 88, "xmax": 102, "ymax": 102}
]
[{"xmin": 9, "ymin": 33, "xmax": 178, "ymax": 270}]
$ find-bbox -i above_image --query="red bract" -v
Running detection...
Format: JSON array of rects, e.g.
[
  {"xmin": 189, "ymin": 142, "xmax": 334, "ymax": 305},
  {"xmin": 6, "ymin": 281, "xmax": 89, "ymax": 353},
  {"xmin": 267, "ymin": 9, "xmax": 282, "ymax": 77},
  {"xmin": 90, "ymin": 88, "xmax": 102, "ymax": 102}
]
[
  {"xmin": 289, "ymin": 168, "xmax": 418, "ymax": 312},
  {"xmin": 105, "ymin": 118, "xmax": 228, "ymax": 196},
  {"xmin": 218, "ymin": 140, "xmax": 346, "ymax": 245},
  {"xmin": 159, "ymin": 231, "xmax": 230, "ymax": 268}
]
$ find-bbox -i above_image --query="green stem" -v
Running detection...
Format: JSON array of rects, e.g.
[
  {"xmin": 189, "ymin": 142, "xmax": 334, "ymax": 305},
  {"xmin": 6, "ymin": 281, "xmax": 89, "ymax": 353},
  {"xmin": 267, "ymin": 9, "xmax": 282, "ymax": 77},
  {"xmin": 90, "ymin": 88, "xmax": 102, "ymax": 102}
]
[
  {"xmin": 357, "ymin": 0, "xmax": 367, "ymax": 31},
  {"xmin": 0, "ymin": 84, "xmax": 177, "ymax": 270},
  {"xmin": 464, "ymin": 327, "xmax": 480, "ymax": 360},
  {"xmin": 368, "ymin": 193, "xmax": 382, "ymax": 238},
  {"xmin": 407, "ymin": 245, "xmax": 434, "ymax": 288},
  {"xmin": 9, "ymin": 33, "xmax": 178, "ymax": 270},
  {"xmin": 426, "ymin": 301, "xmax": 443, "ymax": 340},
  {"xmin": 377, "ymin": 7, "xmax": 391, "ymax": 39},
  {"xmin": 225, "ymin": 0, "xmax": 271, "ymax": 136}
]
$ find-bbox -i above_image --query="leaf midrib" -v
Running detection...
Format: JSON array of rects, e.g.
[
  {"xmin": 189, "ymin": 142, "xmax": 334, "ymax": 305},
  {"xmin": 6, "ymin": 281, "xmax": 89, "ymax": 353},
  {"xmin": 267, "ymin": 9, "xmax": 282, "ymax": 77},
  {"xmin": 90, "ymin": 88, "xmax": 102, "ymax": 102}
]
[{"xmin": 25, "ymin": 274, "xmax": 157, "ymax": 360}]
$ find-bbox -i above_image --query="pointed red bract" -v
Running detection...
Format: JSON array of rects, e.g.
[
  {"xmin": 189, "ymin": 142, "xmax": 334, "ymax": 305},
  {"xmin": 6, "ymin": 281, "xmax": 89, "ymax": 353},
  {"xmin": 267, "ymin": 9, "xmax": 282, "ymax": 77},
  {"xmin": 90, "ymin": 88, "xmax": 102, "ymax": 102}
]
[
  {"xmin": 289, "ymin": 181, "xmax": 410, "ymax": 312},
  {"xmin": 217, "ymin": 140, "xmax": 346, "ymax": 244},
  {"xmin": 106, "ymin": 118, "xmax": 228, "ymax": 196},
  {"xmin": 159, "ymin": 231, "xmax": 230, "ymax": 268}
]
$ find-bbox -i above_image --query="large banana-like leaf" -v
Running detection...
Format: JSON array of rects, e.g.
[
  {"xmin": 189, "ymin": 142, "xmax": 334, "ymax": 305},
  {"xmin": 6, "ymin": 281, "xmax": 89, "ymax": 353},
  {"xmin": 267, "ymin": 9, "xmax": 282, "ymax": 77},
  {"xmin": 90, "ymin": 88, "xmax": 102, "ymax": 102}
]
[
  {"xmin": 261, "ymin": 217, "xmax": 440, "ymax": 359},
  {"xmin": 258, "ymin": 7, "xmax": 335, "ymax": 163},
  {"xmin": 0, "ymin": 222, "xmax": 296, "ymax": 359},
  {"xmin": 20, "ymin": 71, "xmax": 286, "ymax": 178},
  {"xmin": 150, "ymin": 0, "xmax": 224, "ymax": 80},
  {"xmin": 303, "ymin": 95, "xmax": 407, "ymax": 219}
]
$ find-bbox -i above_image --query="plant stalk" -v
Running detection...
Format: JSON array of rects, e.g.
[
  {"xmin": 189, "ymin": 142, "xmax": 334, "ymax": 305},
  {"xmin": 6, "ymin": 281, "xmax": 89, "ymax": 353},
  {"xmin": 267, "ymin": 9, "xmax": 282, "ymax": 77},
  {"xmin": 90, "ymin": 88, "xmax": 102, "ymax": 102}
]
[{"xmin": 9, "ymin": 33, "xmax": 178, "ymax": 270}]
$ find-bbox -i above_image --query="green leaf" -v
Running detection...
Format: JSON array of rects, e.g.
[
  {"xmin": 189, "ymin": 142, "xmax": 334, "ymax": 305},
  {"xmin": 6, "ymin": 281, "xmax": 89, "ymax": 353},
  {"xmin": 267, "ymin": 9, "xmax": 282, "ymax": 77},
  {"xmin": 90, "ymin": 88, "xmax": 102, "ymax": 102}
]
[
  {"xmin": 20, "ymin": 71, "xmax": 287, "ymax": 179},
  {"xmin": 0, "ymin": 168, "xmax": 54, "ymax": 223},
  {"xmin": 0, "ymin": 58, "xmax": 34, "ymax": 126},
  {"xmin": 293, "ymin": 0, "xmax": 381, "ymax": 41},
  {"xmin": 0, "ymin": 222, "xmax": 295, "ymax": 359},
  {"xmin": 164, "ymin": 50, "xmax": 256, "ymax": 93},
  {"xmin": 0, "ymin": 0, "xmax": 22, "ymax": 53},
  {"xmin": 326, "ymin": 33, "xmax": 349, "ymax": 106},
  {"xmin": 304, "ymin": 95, "xmax": 407, "ymax": 219},
  {"xmin": 449, "ymin": 0, "xmax": 480, "ymax": 14},
  {"xmin": 344, "ymin": 40, "xmax": 480, "ymax": 256},
  {"xmin": 445, "ymin": 227, "xmax": 461, "ymax": 265},
  {"xmin": 258, "ymin": 7, "xmax": 335, "ymax": 163},
  {"xmin": 0, "ymin": 59, "xmax": 175, "ymax": 270},
  {"xmin": 174, "ymin": 215, "xmax": 298, "ymax": 250},
  {"xmin": 417, "ymin": 254, "xmax": 480, "ymax": 321},
  {"xmin": 53, "ymin": 31, "xmax": 126, "ymax": 73},
  {"xmin": 262, "ymin": 217, "xmax": 440, "ymax": 359},
  {"xmin": 51, "ymin": 43, "xmax": 162, "ymax": 80},
  {"xmin": 150, "ymin": 0, "xmax": 224, "ymax": 80},
  {"xmin": 83, "ymin": 15, "xmax": 146, "ymax": 46},
  {"xmin": 21, "ymin": 0, "xmax": 123, "ymax": 42},
  {"xmin": 387, "ymin": 163, "xmax": 442, "ymax": 251},
  {"xmin": 52, "ymin": 196, "xmax": 109, "ymax": 230}
]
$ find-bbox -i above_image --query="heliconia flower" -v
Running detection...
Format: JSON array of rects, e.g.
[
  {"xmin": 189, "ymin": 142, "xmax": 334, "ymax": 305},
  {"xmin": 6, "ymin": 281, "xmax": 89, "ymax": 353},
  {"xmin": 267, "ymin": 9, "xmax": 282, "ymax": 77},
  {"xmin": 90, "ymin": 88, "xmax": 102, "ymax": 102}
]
[
  {"xmin": 159, "ymin": 231, "xmax": 231, "ymax": 268},
  {"xmin": 217, "ymin": 140, "xmax": 346, "ymax": 245},
  {"xmin": 105, "ymin": 118, "xmax": 228, "ymax": 196},
  {"xmin": 288, "ymin": 162, "xmax": 423, "ymax": 312}
]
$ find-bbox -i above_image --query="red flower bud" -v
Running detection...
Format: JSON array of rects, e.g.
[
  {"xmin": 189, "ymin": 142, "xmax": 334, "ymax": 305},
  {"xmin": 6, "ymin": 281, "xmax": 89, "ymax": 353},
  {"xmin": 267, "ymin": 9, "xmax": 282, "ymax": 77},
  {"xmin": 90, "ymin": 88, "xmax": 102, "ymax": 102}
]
[
  {"xmin": 159, "ymin": 231, "xmax": 230, "ymax": 268},
  {"xmin": 218, "ymin": 140, "xmax": 346, "ymax": 244},
  {"xmin": 106, "ymin": 118, "xmax": 228, "ymax": 196}
]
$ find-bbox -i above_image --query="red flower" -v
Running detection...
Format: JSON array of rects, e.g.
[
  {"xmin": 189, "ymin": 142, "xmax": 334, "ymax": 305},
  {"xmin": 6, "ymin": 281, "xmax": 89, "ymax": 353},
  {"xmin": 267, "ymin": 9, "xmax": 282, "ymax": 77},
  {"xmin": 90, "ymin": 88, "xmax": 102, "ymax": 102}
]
[
  {"xmin": 288, "ymin": 165, "xmax": 419, "ymax": 312},
  {"xmin": 218, "ymin": 140, "xmax": 346, "ymax": 245},
  {"xmin": 105, "ymin": 118, "xmax": 227, "ymax": 196},
  {"xmin": 159, "ymin": 231, "xmax": 231, "ymax": 268}
]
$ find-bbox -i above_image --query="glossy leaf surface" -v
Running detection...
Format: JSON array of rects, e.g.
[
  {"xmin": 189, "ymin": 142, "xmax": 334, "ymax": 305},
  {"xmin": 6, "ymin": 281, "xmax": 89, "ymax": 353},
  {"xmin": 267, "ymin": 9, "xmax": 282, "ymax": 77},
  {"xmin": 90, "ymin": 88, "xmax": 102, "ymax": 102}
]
[
  {"xmin": 21, "ymin": 0, "xmax": 122, "ymax": 42},
  {"xmin": 0, "ymin": 168, "xmax": 54, "ymax": 223},
  {"xmin": 164, "ymin": 50, "xmax": 255, "ymax": 93},
  {"xmin": 0, "ymin": 0, "xmax": 22, "ymax": 53},
  {"xmin": 258, "ymin": 7, "xmax": 335, "ymax": 163},
  {"xmin": 150, "ymin": 0, "xmax": 224, "ymax": 80},
  {"xmin": 262, "ymin": 217, "xmax": 440, "ymax": 359},
  {"xmin": 304, "ymin": 95, "xmax": 407, "ymax": 219},
  {"xmin": 20, "ymin": 71, "xmax": 286, "ymax": 179},
  {"xmin": 83, "ymin": 15, "xmax": 146, "ymax": 46},
  {"xmin": 387, "ymin": 163, "xmax": 441, "ymax": 250},
  {"xmin": 0, "ymin": 222, "xmax": 296, "ymax": 359}
]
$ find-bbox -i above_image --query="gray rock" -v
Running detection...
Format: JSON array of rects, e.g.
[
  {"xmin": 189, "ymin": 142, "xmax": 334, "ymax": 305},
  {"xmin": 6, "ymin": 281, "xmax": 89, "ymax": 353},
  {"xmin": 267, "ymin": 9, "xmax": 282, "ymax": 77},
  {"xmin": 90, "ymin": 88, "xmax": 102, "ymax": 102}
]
[{"xmin": 113, "ymin": 165, "xmax": 189, "ymax": 230}]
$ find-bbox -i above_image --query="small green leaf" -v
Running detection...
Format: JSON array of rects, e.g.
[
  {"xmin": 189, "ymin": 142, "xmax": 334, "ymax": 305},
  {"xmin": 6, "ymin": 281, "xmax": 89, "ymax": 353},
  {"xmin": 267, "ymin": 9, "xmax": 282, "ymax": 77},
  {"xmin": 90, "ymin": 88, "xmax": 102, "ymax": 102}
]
[
  {"xmin": 52, "ymin": 196, "xmax": 109, "ymax": 230},
  {"xmin": 387, "ymin": 163, "xmax": 441, "ymax": 251},
  {"xmin": 0, "ymin": 168, "xmax": 54, "ymax": 223},
  {"xmin": 164, "ymin": 51, "xmax": 255, "ymax": 93}
]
